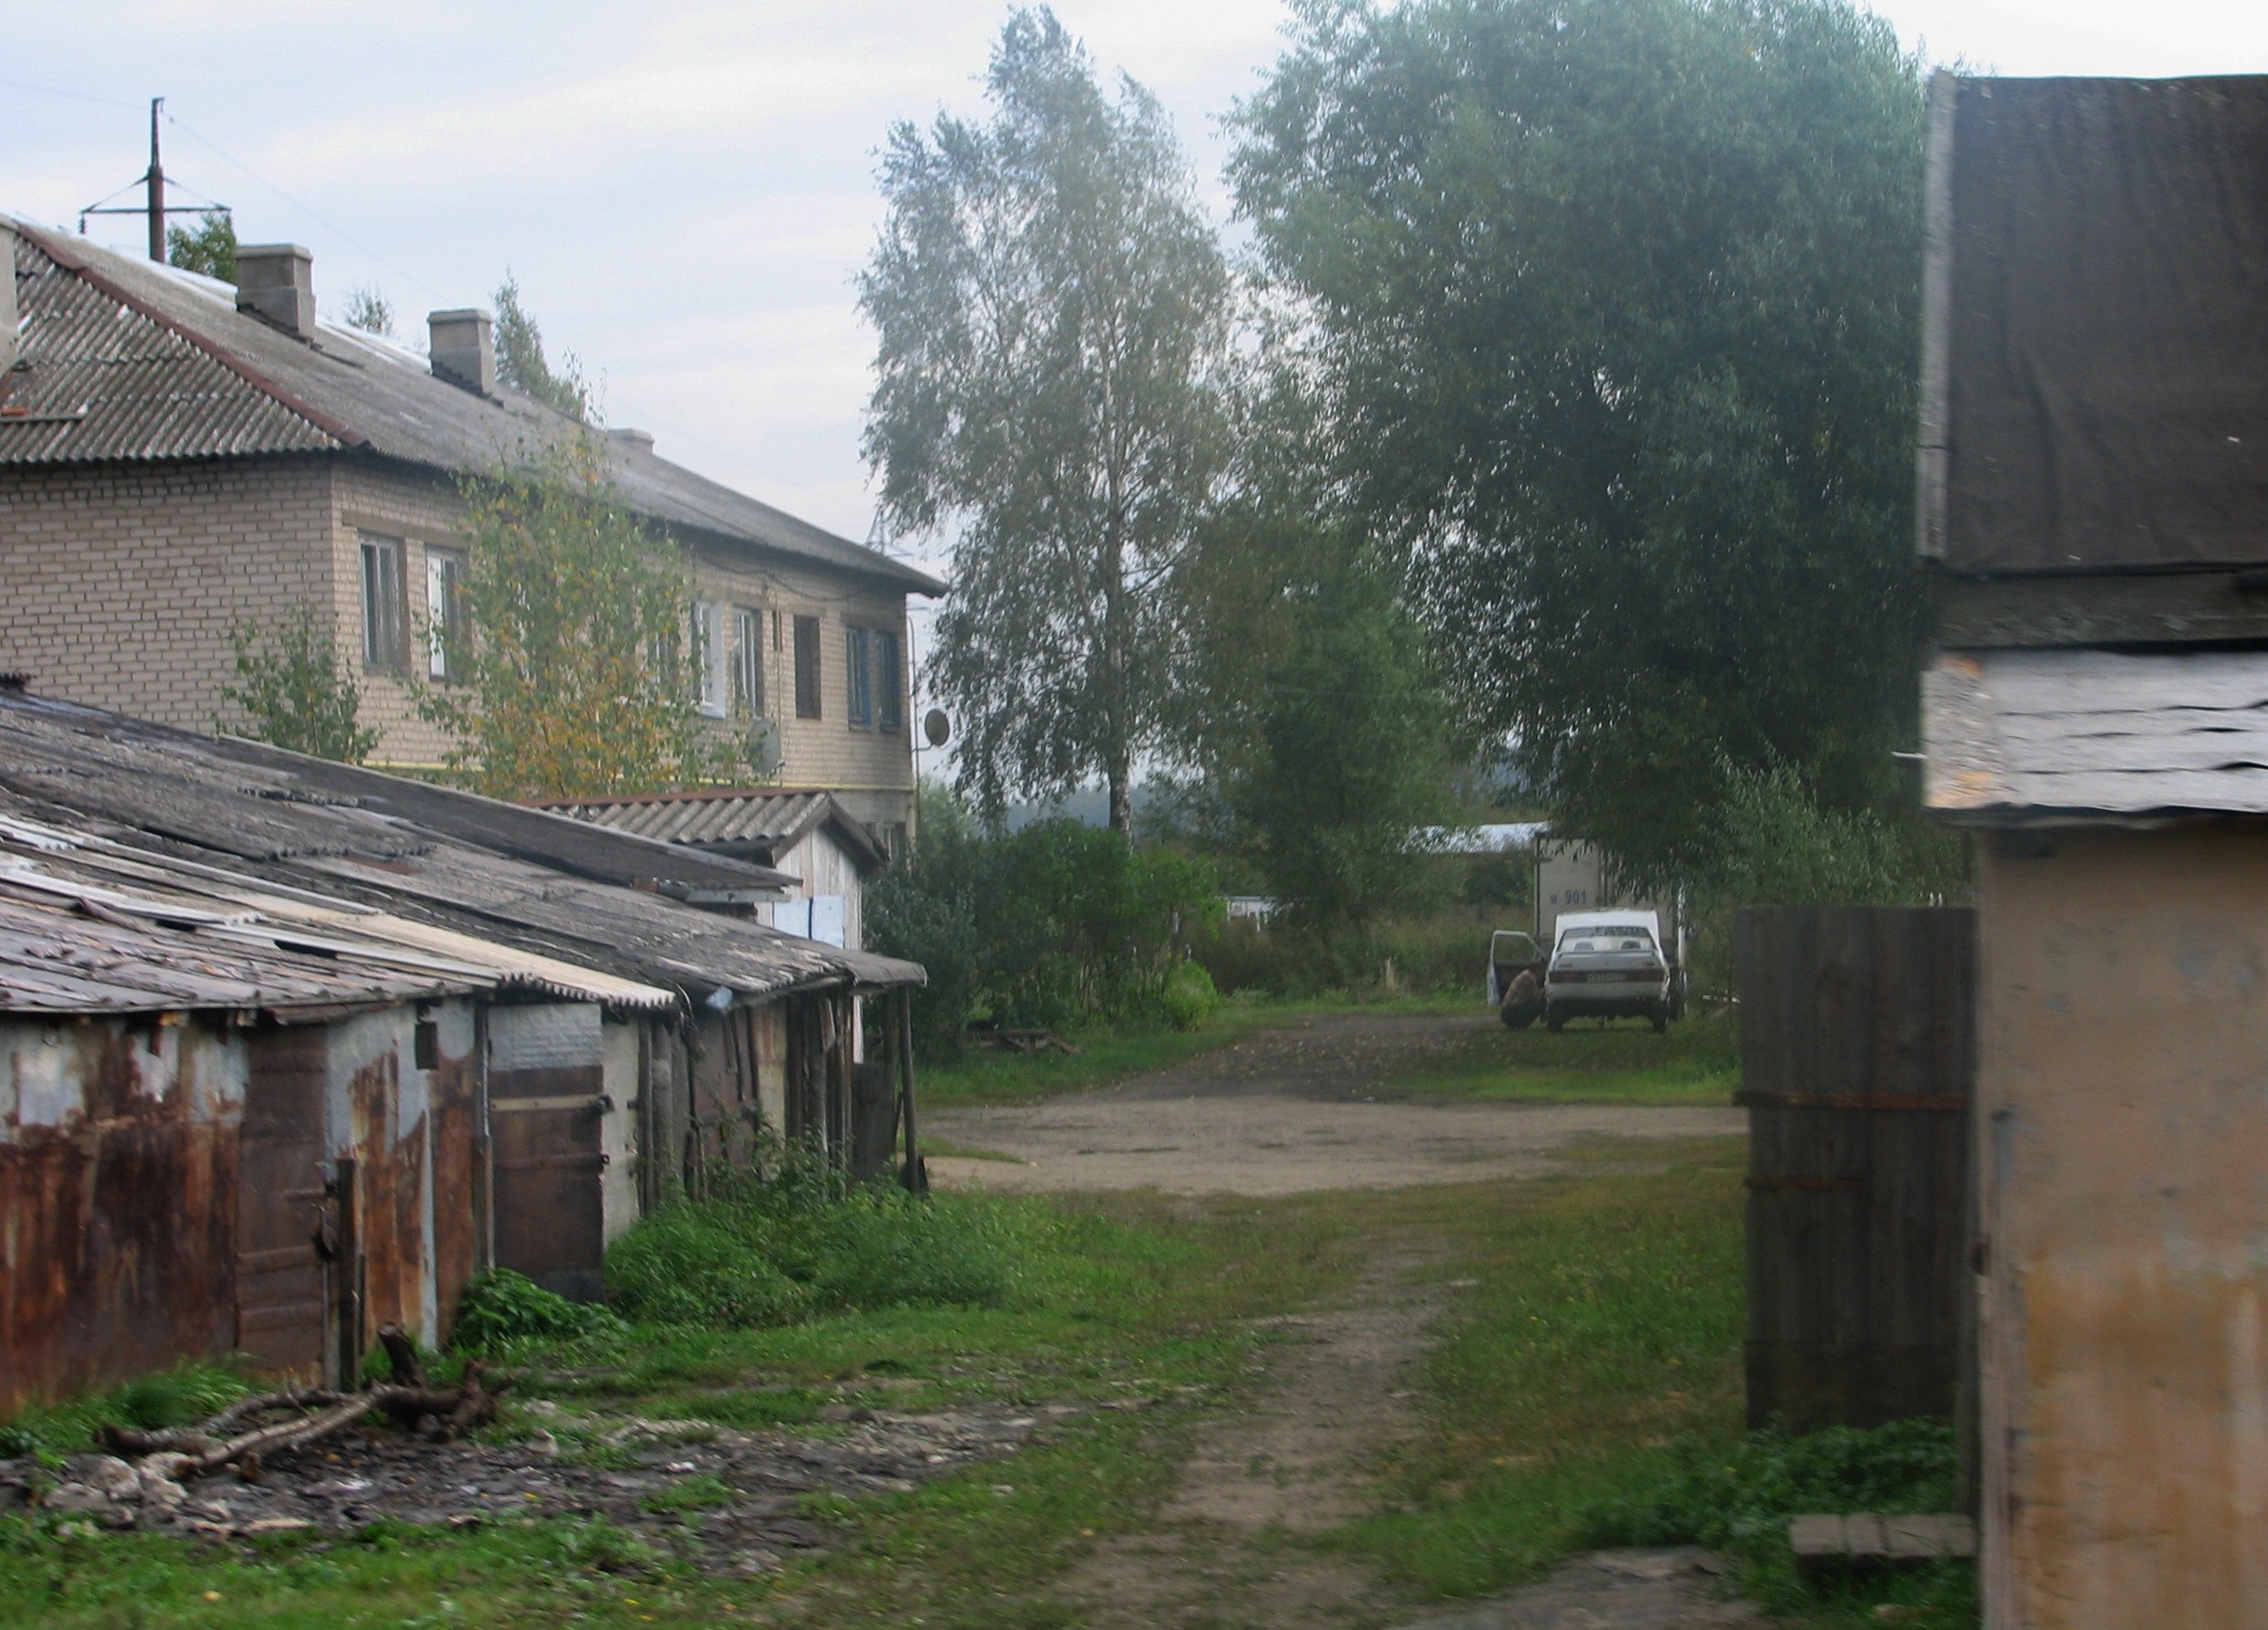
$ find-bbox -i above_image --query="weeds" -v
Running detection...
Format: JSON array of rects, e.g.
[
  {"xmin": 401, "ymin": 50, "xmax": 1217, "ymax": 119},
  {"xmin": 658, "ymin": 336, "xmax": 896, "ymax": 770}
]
[
  {"xmin": 604, "ymin": 1139, "xmax": 1051, "ymax": 1330},
  {"xmin": 452, "ymin": 1268, "xmax": 629, "ymax": 1351},
  {"xmin": 0, "ymin": 1361, "xmax": 251, "ymax": 1457}
]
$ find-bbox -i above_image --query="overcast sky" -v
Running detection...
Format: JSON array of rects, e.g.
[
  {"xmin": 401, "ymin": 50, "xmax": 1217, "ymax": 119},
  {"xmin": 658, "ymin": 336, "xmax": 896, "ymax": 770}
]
[{"xmin": 6, "ymin": 0, "xmax": 2267, "ymax": 562}]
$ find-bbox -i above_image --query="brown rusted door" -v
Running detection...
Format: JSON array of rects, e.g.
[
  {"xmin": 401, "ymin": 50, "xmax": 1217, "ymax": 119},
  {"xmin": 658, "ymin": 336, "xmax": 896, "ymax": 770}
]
[
  {"xmin": 237, "ymin": 1026, "xmax": 331, "ymax": 1383},
  {"xmin": 490, "ymin": 1004, "xmax": 607, "ymax": 1302}
]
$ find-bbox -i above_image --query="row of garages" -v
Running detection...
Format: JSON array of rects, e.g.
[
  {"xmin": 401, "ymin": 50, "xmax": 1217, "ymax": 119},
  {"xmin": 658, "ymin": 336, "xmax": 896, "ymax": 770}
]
[{"xmin": 0, "ymin": 684, "xmax": 923, "ymax": 1413}]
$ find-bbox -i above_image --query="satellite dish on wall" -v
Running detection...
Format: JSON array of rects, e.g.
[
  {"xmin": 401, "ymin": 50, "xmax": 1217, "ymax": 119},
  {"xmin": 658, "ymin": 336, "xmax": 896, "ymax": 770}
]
[
  {"xmin": 750, "ymin": 720, "xmax": 782, "ymax": 773},
  {"xmin": 923, "ymin": 709, "xmax": 951, "ymax": 748}
]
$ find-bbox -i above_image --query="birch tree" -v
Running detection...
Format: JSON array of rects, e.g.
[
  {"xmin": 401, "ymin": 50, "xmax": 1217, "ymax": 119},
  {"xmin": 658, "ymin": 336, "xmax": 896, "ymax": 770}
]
[{"xmin": 860, "ymin": 6, "xmax": 1229, "ymax": 832}]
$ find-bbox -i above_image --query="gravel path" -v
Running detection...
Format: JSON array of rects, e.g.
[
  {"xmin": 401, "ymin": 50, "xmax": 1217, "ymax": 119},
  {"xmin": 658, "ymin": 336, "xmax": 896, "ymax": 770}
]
[{"xmin": 925, "ymin": 1012, "xmax": 1745, "ymax": 1196}]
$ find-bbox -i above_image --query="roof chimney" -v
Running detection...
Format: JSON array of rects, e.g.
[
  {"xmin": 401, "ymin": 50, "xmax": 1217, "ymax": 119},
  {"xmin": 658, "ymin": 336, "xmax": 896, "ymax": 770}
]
[
  {"xmin": 427, "ymin": 309, "xmax": 494, "ymax": 395},
  {"xmin": 234, "ymin": 243, "xmax": 316, "ymax": 338},
  {"xmin": 607, "ymin": 426, "xmax": 655, "ymax": 456}
]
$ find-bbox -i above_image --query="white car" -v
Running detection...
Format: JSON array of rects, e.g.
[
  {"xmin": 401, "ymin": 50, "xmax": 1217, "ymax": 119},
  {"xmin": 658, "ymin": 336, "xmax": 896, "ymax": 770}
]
[{"xmin": 1544, "ymin": 910, "xmax": 1672, "ymax": 1033}]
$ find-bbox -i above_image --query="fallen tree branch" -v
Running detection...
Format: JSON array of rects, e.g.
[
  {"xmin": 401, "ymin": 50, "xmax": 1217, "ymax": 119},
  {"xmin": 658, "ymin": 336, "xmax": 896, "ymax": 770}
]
[{"xmin": 100, "ymin": 1389, "xmax": 346, "ymax": 1456}]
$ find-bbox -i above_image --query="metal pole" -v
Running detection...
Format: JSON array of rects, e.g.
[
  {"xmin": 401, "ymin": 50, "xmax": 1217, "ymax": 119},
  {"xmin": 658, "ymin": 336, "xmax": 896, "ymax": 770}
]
[{"xmin": 146, "ymin": 97, "xmax": 166, "ymax": 262}]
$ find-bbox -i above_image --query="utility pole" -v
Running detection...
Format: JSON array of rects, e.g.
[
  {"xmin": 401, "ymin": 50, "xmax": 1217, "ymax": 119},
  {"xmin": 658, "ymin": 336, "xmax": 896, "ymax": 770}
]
[{"xmin": 146, "ymin": 97, "xmax": 166, "ymax": 262}]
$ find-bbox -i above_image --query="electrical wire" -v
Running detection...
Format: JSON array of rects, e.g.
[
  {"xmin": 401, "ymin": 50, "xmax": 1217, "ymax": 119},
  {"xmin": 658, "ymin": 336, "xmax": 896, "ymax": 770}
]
[
  {"xmin": 159, "ymin": 110, "xmax": 443, "ymax": 301},
  {"xmin": 0, "ymin": 75, "xmax": 142, "ymax": 110}
]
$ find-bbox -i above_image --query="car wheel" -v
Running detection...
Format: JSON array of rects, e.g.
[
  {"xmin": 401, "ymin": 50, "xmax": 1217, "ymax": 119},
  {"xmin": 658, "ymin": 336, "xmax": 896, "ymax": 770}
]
[
  {"xmin": 1651, "ymin": 1008, "xmax": 1669, "ymax": 1035},
  {"xmin": 1545, "ymin": 1006, "xmax": 1566, "ymax": 1034}
]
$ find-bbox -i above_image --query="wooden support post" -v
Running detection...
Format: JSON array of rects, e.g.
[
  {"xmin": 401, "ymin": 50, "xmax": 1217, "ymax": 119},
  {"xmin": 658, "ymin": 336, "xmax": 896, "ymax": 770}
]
[{"xmin": 897, "ymin": 988, "xmax": 926, "ymax": 1195}]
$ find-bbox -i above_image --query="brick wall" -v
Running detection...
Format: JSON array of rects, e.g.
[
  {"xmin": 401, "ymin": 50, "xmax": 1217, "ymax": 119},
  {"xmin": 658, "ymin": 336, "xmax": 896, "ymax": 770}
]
[
  {"xmin": 0, "ymin": 453, "xmax": 922, "ymax": 826},
  {"xmin": 0, "ymin": 457, "xmax": 333, "ymax": 731}
]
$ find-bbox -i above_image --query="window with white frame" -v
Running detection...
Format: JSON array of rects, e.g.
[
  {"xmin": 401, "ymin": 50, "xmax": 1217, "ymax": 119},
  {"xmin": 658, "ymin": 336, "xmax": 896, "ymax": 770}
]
[
  {"xmin": 426, "ymin": 547, "xmax": 468, "ymax": 680},
  {"xmin": 358, "ymin": 532, "xmax": 407, "ymax": 673},
  {"xmin": 733, "ymin": 605, "xmax": 765, "ymax": 714},
  {"xmin": 694, "ymin": 599, "xmax": 728, "ymax": 718}
]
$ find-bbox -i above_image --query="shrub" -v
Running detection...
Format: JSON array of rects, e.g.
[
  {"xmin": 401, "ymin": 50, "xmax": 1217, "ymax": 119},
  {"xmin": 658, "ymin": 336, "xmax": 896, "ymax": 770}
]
[
  {"xmin": 869, "ymin": 784, "xmax": 1222, "ymax": 1053},
  {"xmin": 604, "ymin": 1206, "xmax": 812, "ymax": 1329},
  {"xmin": 1577, "ymin": 1417, "xmax": 1957, "ymax": 1552},
  {"xmin": 451, "ymin": 1267, "xmax": 629, "ymax": 1351},
  {"xmin": 1158, "ymin": 961, "xmax": 1220, "ymax": 1030},
  {"xmin": 604, "ymin": 1137, "xmax": 1047, "ymax": 1330}
]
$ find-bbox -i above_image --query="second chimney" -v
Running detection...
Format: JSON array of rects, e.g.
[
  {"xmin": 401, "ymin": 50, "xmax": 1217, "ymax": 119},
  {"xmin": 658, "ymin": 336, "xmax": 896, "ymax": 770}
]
[
  {"xmin": 428, "ymin": 309, "xmax": 495, "ymax": 395},
  {"xmin": 234, "ymin": 243, "xmax": 316, "ymax": 337}
]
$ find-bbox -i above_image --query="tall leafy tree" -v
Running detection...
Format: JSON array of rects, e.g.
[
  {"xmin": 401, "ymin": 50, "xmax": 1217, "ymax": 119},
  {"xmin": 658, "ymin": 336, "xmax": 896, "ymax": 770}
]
[
  {"xmin": 860, "ymin": 6, "xmax": 1231, "ymax": 832},
  {"xmin": 1232, "ymin": 0, "xmax": 1928, "ymax": 879},
  {"xmin": 492, "ymin": 273, "xmax": 591, "ymax": 421},
  {"xmin": 166, "ymin": 209, "xmax": 237, "ymax": 281},
  {"xmin": 418, "ymin": 439, "xmax": 721, "ymax": 799}
]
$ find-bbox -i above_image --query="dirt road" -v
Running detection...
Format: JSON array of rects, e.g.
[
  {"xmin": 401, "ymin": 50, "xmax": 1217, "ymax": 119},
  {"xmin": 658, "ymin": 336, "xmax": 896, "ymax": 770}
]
[
  {"xmin": 924, "ymin": 1011, "xmax": 1745, "ymax": 1196},
  {"xmin": 931, "ymin": 1011, "xmax": 1754, "ymax": 1627}
]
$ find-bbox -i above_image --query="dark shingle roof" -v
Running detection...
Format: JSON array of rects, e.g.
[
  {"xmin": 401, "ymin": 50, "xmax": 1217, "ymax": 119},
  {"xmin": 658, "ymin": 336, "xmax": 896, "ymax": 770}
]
[{"xmin": 1, "ymin": 220, "xmax": 944, "ymax": 595}]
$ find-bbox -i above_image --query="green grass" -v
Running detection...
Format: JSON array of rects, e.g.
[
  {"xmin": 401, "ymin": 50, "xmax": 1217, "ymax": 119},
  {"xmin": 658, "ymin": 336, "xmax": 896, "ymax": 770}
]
[
  {"xmin": 0, "ymin": 1193, "xmax": 1356, "ymax": 1630},
  {"xmin": 0, "ymin": 1360, "xmax": 253, "ymax": 1458},
  {"xmin": 918, "ymin": 990, "xmax": 1483, "ymax": 1109},
  {"xmin": 3, "ymin": 1133, "xmax": 1967, "ymax": 1628},
  {"xmin": 1384, "ymin": 1006, "xmax": 1739, "ymax": 1105}
]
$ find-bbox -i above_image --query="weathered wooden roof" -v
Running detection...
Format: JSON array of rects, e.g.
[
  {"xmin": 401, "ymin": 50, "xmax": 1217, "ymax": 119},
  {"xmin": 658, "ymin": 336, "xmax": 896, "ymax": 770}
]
[
  {"xmin": 540, "ymin": 786, "xmax": 888, "ymax": 873},
  {"xmin": 1, "ymin": 220, "xmax": 945, "ymax": 596},
  {"xmin": 1925, "ymin": 648, "xmax": 2268, "ymax": 819},
  {"xmin": 0, "ymin": 691, "xmax": 924, "ymax": 1000}
]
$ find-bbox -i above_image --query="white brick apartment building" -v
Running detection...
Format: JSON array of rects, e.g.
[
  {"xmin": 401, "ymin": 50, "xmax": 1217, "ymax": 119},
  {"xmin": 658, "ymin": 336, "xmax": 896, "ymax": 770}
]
[{"xmin": 0, "ymin": 217, "xmax": 943, "ymax": 840}]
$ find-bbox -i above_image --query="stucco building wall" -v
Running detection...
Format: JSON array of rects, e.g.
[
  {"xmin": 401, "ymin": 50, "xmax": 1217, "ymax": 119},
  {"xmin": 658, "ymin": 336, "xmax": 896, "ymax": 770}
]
[{"xmin": 1977, "ymin": 826, "xmax": 2268, "ymax": 1626}]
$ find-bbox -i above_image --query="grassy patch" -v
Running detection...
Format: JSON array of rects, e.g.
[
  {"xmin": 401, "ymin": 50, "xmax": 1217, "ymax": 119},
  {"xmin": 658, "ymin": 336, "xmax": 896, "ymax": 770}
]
[
  {"xmin": 1384, "ymin": 1006, "xmax": 1738, "ymax": 1105},
  {"xmin": 920, "ymin": 991, "xmax": 1481, "ymax": 1109},
  {"xmin": 0, "ymin": 1192, "xmax": 1354, "ymax": 1630},
  {"xmin": 0, "ymin": 1361, "xmax": 252, "ymax": 1457}
]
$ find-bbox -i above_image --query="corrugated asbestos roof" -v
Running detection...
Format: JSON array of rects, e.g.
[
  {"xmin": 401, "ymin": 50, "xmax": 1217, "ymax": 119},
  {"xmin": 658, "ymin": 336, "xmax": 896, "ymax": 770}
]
[
  {"xmin": 0, "ymin": 690, "xmax": 925, "ymax": 1002},
  {"xmin": 0, "ymin": 847, "xmax": 487, "ymax": 1016},
  {"xmin": 542, "ymin": 787, "xmax": 887, "ymax": 871},
  {"xmin": 1, "ymin": 220, "xmax": 945, "ymax": 596},
  {"xmin": 1925, "ymin": 648, "xmax": 2268, "ymax": 819},
  {"xmin": 0, "ymin": 813, "xmax": 674, "ymax": 1011}
]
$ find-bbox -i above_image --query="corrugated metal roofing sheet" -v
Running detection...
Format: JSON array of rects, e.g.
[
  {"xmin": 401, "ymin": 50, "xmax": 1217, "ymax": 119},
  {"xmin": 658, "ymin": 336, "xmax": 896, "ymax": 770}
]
[
  {"xmin": 1925, "ymin": 648, "xmax": 2268, "ymax": 819},
  {"xmin": 3, "ymin": 222, "xmax": 944, "ymax": 595}
]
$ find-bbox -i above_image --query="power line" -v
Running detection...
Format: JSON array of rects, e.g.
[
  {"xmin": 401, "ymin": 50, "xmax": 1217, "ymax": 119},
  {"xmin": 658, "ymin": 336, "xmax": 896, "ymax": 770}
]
[
  {"xmin": 0, "ymin": 75, "xmax": 142, "ymax": 111},
  {"xmin": 159, "ymin": 111, "xmax": 444, "ymax": 300}
]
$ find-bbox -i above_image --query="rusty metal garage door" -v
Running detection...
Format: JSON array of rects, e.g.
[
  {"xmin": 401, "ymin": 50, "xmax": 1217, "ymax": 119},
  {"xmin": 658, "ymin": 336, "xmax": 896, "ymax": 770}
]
[
  {"xmin": 490, "ymin": 1004, "xmax": 607, "ymax": 1302},
  {"xmin": 237, "ymin": 1026, "xmax": 331, "ymax": 1383}
]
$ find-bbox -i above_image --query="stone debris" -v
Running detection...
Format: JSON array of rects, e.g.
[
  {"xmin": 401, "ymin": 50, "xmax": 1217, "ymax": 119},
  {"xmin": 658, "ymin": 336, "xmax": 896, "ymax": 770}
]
[{"xmin": 0, "ymin": 1399, "xmax": 1054, "ymax": 1571}]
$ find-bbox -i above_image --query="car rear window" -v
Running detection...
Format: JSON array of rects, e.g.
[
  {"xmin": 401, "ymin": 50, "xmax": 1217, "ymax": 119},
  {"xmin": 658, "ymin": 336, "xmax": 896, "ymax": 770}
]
[{"xmin": 1559, "ymin": 926, "xmax": 1655, "ymax": 952}]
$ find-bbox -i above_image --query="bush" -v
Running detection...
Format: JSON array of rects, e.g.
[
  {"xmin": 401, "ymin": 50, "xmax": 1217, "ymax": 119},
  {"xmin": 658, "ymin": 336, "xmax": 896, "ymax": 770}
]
[
  {"xmin": 604, "ymin": 1137, "xmax": 1046, "ymax": 1330},
  {"xmin": 604, "ymin": 1208, "xmax": 812, "ymax": 1329},
  {"xmin": 1159, "ymin": 961, "xmax": 1220, "ymax": 1029},
  {"xmin": 1576, "ymin": 1418, "xmax": 1959, "ymax": 1557},
  {"xmin": 451, "ymin": 1267, "xmax": 629, "ymax": 1351},
  {"xmin": 869, "ymin": 783, "xmax": 1223, "ymax": 1054}
]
